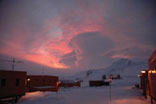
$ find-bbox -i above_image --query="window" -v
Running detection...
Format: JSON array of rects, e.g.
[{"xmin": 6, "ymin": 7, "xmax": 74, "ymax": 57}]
[
  {"xmin": 1, "ymin": 79, "xmax": 6, "ymax": 87},
  {"xmin": 16, "ymin": 79, "xmax": 20, "ymax": 86}
]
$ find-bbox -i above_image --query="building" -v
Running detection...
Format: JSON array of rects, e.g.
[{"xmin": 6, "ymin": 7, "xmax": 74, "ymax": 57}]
[
  {"xmin": 0, "ymin": 70, "xmax": 26, "ymax": 102},
  {"xmin": 26, "ymin": 75, "xmax": 59, "ymax": 92}
]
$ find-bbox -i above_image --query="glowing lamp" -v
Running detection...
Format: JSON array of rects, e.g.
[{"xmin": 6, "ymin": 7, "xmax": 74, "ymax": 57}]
[
  {"xmin": 149, "ymin": 70, "xmax": 156, "ymax": 74},
  {"xmin": 141, "ymin": 70, "xmax": 146, "ymax": 74},
  {"xmin": 152, "ymin": 70, "xmax": 156, "ymax": 74},
  {"xmin": 27, "ymin": 78, "xmax": 31, "ymax": 81}
]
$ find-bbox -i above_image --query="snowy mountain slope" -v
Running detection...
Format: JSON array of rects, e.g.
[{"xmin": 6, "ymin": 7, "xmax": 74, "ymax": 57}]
[{"xmin": 70, "ymin": 58, "xmax": 148, "ymax": 81}]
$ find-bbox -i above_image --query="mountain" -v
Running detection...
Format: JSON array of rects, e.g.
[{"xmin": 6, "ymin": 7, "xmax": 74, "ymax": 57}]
[{"xmin": 69, "ymin": 58, "xmax": 148, "ymax": 81}]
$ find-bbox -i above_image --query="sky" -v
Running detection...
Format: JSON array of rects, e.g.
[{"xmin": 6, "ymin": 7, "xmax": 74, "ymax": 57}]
[{"xmin": 0, "ymin": 0, "xmax": 156, "ymax": 72}]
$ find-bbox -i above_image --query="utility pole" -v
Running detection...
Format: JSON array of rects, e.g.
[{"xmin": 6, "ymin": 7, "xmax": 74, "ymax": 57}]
[
  {"xmin": 0, "ymin": 58, "xmax": 23, "ymax": 71},
  {"xmin": 110, "ymin": 83, "xmax": 111, "ymax": 104},
  {"xmin": 109, "ymin": 78, "xmax": 112, "ymax": 104}
]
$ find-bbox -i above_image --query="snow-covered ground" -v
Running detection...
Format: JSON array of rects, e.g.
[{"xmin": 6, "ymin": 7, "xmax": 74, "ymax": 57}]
[
  {"xmin": 17, "ymin": 59, "xmax": 150, "ymax": 104},
  {"xmin": 18, "ymin": 75, "xmax": 150, "ymax": 104}
]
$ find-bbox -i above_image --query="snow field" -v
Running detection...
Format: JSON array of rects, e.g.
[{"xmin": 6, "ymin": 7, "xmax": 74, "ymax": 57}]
[{"xmin": 18, "ymin": 76, "xmax": 150, "ymax": 104}]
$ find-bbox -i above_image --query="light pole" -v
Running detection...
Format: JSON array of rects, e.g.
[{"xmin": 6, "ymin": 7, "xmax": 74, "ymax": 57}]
[{"xmin": 109, "ymin": 78, "xmax": 112, "ymax": 104}]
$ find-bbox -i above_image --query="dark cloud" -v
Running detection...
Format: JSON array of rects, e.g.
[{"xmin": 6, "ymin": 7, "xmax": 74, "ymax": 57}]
[
  {"xmin": 59, "ymin": 51, "xmax": 76, "ymax": 68},
  {"xmin": 105, "ymin": 47, "xmax": 155, "ymax": 60},
  {"xmin": 70, "ymin": 32, "xmax": 113, "ymax": 55},
  {"xmin": 60, "ymin": 32, "xmax": 114, "ymax": 69}
]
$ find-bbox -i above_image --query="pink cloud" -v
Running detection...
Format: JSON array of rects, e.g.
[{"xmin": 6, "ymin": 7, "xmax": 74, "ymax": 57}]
[{"xmin": 0, "ymin": 0, "xmax": 155, "ymax": 70}]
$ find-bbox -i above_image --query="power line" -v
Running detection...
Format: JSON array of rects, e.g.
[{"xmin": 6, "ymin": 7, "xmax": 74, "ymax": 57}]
[{"xmin": 0, "ymin": 58, "xmax": 23, "ymax": 71}]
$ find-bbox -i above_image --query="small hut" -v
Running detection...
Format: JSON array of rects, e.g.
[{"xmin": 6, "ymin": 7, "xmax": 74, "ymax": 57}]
[
  {"xmin": 89, "ymin": 80, "xmax": 109, "ymax": 87},
  {"xmin": 26, "ymin": 75, "xmax": 59, "ymax": 92},
  {"xmin": 59, "ymin": 80, "xmax": 80, "ymax": 88}
]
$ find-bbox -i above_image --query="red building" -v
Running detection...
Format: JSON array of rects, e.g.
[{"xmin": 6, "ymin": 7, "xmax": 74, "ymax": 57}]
[
  {"xmin": 0, "ymin": 70, "xmax": 26, "ymax": 102},
  {"xmin": 139, "ymin": 70, "xmax": 149, "ymax": 98},
  {"xmin": 148, "ymin": 50, "xmax": 156, "ymax": 103},
  {"xmin": 148, "ymin": 50, "xmax": 156, "ymax": 70},
  {"xmin": 59, "ymin": 80, "xmax": 80, "ymax": 88},
  {"xmin": 26, "ymin": 75, "xmax": 59, "ymax": 92}
]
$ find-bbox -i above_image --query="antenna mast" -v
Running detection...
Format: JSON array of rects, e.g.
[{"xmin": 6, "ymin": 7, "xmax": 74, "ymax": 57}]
[{"xmin": 0, "ymin": 58, "xmax": 23, "ymax": 71}]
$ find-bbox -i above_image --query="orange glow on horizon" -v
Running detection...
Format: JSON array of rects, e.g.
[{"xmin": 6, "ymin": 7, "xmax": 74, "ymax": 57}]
[{"xmin": 24, "ymin": 53, "xmax": 69, "ymax": 69}]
